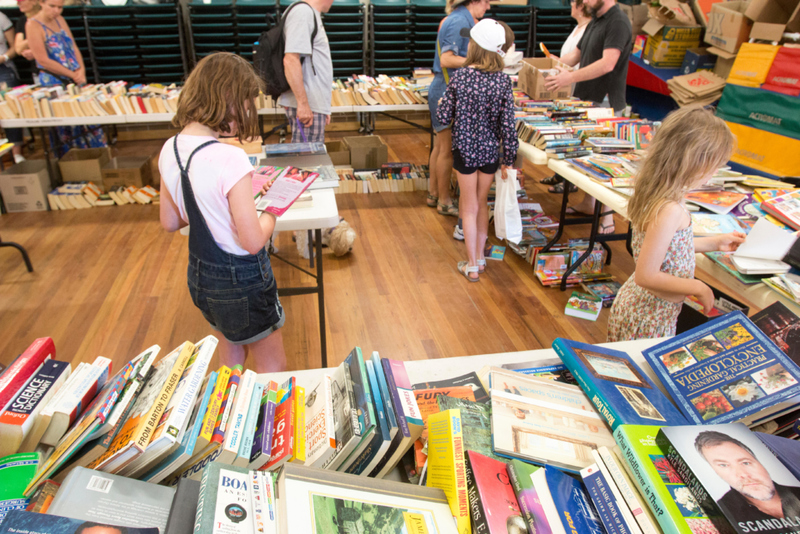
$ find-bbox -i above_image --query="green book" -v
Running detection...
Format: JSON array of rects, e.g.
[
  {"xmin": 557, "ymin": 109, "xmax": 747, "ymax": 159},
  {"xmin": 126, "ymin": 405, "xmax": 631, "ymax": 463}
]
[
  {"xmin": 436, "ymin": 395, "xmax": 499, "ymax": 460},
  {"xmin": 614, "ymin": 425, "xmax": 719, "ymax": 534},
  {"xmin": 0, "ymin": 452, "xmax": 38, "ymax": 520},
  {"xmin": 506, "ymin": 459, "xmax": 550, "ymax": 534},
  {"xmin": 193, "ymin": 461, "xmax": 251, "ymax": 534}
]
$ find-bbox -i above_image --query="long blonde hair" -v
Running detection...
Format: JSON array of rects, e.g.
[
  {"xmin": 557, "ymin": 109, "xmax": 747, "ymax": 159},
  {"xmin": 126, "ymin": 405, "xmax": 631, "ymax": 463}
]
[{"xmin": 627, "ymin": 107, "xmax": 736, "ymax": 231}]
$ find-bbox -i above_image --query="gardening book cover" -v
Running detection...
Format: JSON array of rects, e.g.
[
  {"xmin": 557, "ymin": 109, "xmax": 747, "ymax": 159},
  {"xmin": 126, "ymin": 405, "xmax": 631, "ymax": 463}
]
[
  {"xmin": 554, "ymin": 338, "xmax": 688, "ymax": 430},
  {"xmin": 657, "ymin": 423, "xmax": 800, "ymax": 534},
  {"xmin": 506, "ymin": 459, "xmax": 552, "ymax": 534},
  {"xmin": 614, "ymin": 425, "xmax": 722, "ymax": 534},
  {"xmin": 642, "ymin": 311, "xmax": 800, "ymax": 426}
]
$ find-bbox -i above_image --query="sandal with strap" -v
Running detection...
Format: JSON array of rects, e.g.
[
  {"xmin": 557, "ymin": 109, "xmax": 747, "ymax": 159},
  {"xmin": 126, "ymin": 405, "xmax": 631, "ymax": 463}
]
[
  {"xmin": 458, "ymin": 261, "xmax": 480, "ymax": 282},
  {"xmin": 438, "ymin": 203, "xmax": 459, "ymax": 217},
  {"xmin": 548, "ymin": 182, "xmax": 578, "ymax": 194},
  {"xmin": 426, "ymin": 194, "xmax": 439, "ymax": 207},
  {"xmin": 477, "ymin": 258, "xmax": 486, "ymax": 274},
  {"xmin": 540, "ymin": 174, "xmax": 563, "ymax": 185}
]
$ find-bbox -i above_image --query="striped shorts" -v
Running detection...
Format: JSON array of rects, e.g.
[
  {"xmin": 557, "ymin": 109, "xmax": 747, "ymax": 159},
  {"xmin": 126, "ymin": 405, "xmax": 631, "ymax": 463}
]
[{"xmin": 284, "ymin": 107, "xmax": 328, "ymax": 143}]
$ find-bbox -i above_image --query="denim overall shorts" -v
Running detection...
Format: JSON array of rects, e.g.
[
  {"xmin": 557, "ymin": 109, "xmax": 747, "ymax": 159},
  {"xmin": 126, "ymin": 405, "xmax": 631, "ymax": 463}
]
[{"xmin": 176, "ymin": 136, "xmax": 285, "ymax": 345}]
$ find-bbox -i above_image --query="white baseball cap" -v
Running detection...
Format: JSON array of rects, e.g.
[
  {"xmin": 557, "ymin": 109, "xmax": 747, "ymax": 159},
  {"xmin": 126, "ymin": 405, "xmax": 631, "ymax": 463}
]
[{"xmin": 460, "ymin": 19, "xmax": 507, "ymax": 57}]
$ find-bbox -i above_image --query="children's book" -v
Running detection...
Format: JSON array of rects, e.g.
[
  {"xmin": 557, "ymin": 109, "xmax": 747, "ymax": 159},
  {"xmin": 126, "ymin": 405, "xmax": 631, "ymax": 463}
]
[
  {"xmin": 761, "ymin": 190, "xmax": 800, "ymax": 231},
  {"xmin": 685, "ymin": 191, "xmax": 747, "ymax": 215},
  {"xmin": 614, "ymin": 425, "xmax": 722, "ymax": 534},
  {"xmin": 691, "ymin": 213, "xmax": 750, "ymax": 236},
  {"xmin": 254, "ymin": 165, "xmax": 318, "ymax": 217},
  {"xmin": 554, "ymin": 338, "xmax": 688, "ymax": 430},
  {"xmin": 703, "ymin": 252, "xmax": 766, "ymax": 285},
  {"xmin": 642, "ymin": 311, "xmax": 800, "ymax": 426},
  {"xmin": 485, "ymin": 245, "xmax": 506, "ymax": 261},
  {"xmin": 582, "ymin": 280, "xmax": 623, "ymax": 307},
  {"xmin": 564, "ymin": 291, "xmax": 603, "ymax": 321},
  {"xmin": 657, "ymin": 423, "xmax": 800, "ymax": 534}
]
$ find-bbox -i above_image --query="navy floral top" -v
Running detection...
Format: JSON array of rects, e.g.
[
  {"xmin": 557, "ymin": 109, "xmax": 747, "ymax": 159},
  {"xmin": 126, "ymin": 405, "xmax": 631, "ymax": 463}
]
[{"xmin": 436, "ymin": 67, "xmax": 519, "ymax": 168}]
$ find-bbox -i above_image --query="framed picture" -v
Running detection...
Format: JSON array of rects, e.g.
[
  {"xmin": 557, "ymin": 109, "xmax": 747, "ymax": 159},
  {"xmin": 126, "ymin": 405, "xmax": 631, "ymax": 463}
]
[
  {"xmin": 574, "ymin": 348, "xmax": 651, "ymax": 388},
  {"xmin": 615, "ymin": 385, "xmax": 665, "ymax": 421}
]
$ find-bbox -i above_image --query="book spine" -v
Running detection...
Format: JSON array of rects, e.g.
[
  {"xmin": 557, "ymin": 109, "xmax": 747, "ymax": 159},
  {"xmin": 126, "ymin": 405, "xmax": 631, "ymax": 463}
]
[
  {"xmin": 292, "ymin": 386, "xmax": 306, "ymax": 464},
  {"xmin": 381, "ymin": 360, "xmax": 410, "ymax": 438},
  {"xmin": 464, "ymin": 452, "xmax": 490, "ymax": 534},
  {"xmin": 193, "ymin": 461, "xmax": 216, "ymax": 534},
  {"xmin": 583, "ymin": 466, "xmax": 632, "ymax": 534},
  {"xmin": 507, "ymin": 462, "xmax": 550, "ymax": 534},
  {"xmin": 553, "ymin": 340, "xmax": 619, "ymax": 429},
  {"xmin": 0, "ymin": 361, "xmax": 68, "ymax": 428},
  {"xmin": 212, "ymin": 367, "xmax": 241, "ymax": 445},
  {"xmin": 239, "ymin": 382, "xmax": 263, "ymax": 461},
  {"xmin": 225, "ymin": 370, "xmax": 255, "ymax": 455},
  {"xmin": 597, "ymin": 447, "xmax": 658, "ymax": 534},
  {"xmin": 198, "ymin": 367, "xmax": 230, "ymax": 446},
  {"xmin": 0, "ymin": 338, "xmax": 54, "ymax": 410}
]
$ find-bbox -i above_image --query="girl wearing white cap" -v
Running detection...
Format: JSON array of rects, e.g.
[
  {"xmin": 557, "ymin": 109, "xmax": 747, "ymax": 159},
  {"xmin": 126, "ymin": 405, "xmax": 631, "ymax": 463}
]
[{"xmin": 436, "ymin": 19, "xmax": 518, "ymax": 282}]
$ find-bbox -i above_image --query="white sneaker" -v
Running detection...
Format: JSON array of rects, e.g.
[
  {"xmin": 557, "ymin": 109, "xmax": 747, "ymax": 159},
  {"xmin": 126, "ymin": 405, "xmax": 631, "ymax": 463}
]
[
  {"xmin": 453, "ymin": 224, "xmax": 464, "ymax": 241},
  {"xmin": 13, "ymin": 154, "xmax": 25, "ymax": 164}
]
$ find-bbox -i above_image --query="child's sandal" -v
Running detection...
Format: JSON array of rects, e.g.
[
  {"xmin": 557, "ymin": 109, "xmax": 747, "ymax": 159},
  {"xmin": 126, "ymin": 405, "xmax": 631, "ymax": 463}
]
[
  {"xmin": 426, "ymin": 194, "xmax": 439, "ymax": 207},
  {"xmin": 458, "ymin": 261, "xmax": 480, "ymax": 282},
  {"xmin": 438, "ymin": 203, "xmax": 459, "ymax": 217},
  {"xmin": 477, "ymin": 259, "xmax": 486, "ymax": 274}
]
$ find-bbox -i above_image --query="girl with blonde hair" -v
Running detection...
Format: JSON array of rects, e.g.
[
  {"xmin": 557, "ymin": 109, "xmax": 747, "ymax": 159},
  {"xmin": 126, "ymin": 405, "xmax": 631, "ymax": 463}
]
[{"xmin": 607, "ymin": 107, "xmax": 745, "ymax": 341}]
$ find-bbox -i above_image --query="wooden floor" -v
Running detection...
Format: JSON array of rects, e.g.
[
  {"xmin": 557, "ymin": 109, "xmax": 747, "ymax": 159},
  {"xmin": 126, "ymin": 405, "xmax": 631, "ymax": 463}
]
[{"xmin": 0, "ymin": 130, "xmax": 634, "ymax": 373}]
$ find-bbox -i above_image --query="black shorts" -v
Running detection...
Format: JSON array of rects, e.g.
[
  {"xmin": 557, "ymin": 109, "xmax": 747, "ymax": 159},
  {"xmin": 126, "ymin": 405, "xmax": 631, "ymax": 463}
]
[{"xmin": 452, "ymin": 150, "xmax": 500, "ymax": 175}]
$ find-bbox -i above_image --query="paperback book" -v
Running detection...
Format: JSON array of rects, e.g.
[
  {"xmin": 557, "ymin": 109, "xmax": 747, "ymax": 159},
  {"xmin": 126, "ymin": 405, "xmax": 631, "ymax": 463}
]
[
  {"xmin": 564, "ymin": 292, "xmax": 603, "ymax": 321},
  {"xmin": 506, "ymin": 459, "xmax": 552, "ymax": 534},
  {"xmin": 464, "ymin": 450, "xmax": 525, "ymax": 534},
  {"xmin": 0, "ymin": 511, "xmax": 158, "ymax": 534},
  {"xmin": 642, "ymin": 311, "xmax": 800, "ymax": 426}
]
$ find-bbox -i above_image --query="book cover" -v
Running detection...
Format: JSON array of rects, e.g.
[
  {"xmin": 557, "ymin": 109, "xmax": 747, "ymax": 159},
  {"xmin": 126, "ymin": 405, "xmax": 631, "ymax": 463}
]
[
  {"xmin": 235, "ymin": 381, "xmax": 264, "ymax": 468},
  {"xmin": 465, "ymin": 450, "xmax": 525, "ymax": 534},
  {"xmin": 413, "ymin": 386, "xmax": 475, "ymax": 471},
  {"xmin": 0, "ymin": 338, "xmax": 55, "ymax": 411},
  {"xmin": 376, "ymin": 359, "xmax": 424, "ymax": 479},
  {"xmin": 413, "ymin": 371, "xmax": 489, "ymax": 404},
  {"xmin": 554, "ymin": 338, "xmax": 688, "ymax": 430},
  {"xmin": 254, "ymin": 165, "xmax": 318, "ymax": 217},
  {"xmin": 426, "ymin": 409, "xmax": 471, "ymax": 534},
  {"xmin": 193, "ymin": 462, "xmax": 252, "ymax": 534},
  {"xmin": 249, "ymin": 470, "xmax": 277, "ymax": 534},
  {"xmin": 0, "ymin": 452, "xmax": 38, "ymax": 521},
  {"xmin": 564, "ymin": 292, "xmax": 603, "ymax": 321},
  {"xmin": 500, "ymin": 358, "xmax": 577, "ymax": 384},
  {"xmin": 597, "ymin": 446, "xmax": 661, "ymax": 534},
  {"xmin": 704, "ymin": 252, "xmax": 765, "ymax": 285},
  {"xmin": 642, "ymin": 311, "xmax": 800, "ymax": 426},
  {"xmin": 304, "ymin": 375, "xmax": 337, "ymax": 469},
  {"xmin": 756, "ymin": 432, "xmax": 800, "ymax": 482},
  {"xmin": 582, "ymin": 281, "xmax": 623, "ymax": 306},
  {"xmin": 658, "ymin": 423, "xmax": 800, "ymax": 534},
  {"xmin": 48, "ymin": 466, "xmax": 176, "ymax": 533},
  {"xmin": 544, "ymin": 464, "xmax": 605, "ymax": 534},
  {"xmin": 337, "ymin": 348, "xmax": 377, "ymax": 472},
  {"xmin": 248, "ymin": 381, "xmax": 278, "ymax": 470},
  {"xmin": 685, "ymin": 191, "xmax": 748, "ymax": 215},
  {"xmin": 761, "ymin": 190, "xmax": 800, "ymax": 231},
  {"xmin": 165, "ymin": 478, "xmax": 200, "ymax": 534},
  {"xmin": 750, "ymin": 302, "xmax": 800, "ymax": 364},
  {"xmin": 0, "ymin": 511, "xmax": 158, "ymax": 534},
  {"xmin": 581, "ymin": 462, "xmax": 639, "ymax": 534},
  {"xmin": 691, "ymin": 213, "xmax": 750, "ymax": 237},
  {"xmin": 506, "ymin": 459, "xmax": 553, "ymax": 534},
  {"xmin": 436, "ymin": 395, "xmax": 498, "ymax": 460},
  {"xmin": 0, "ymin": 360, "xmax": 70, "ymax": 456},
  {"xmin": 321, "ymin": 363, "xmax": 359, "ymax": 471},
  {"xmin": 292, "ymin": 385, "xmax": 306, "ymax": 465},
  {"xmin": 614, "ymin": 425, "xmax": 722, "ymax": 534}
]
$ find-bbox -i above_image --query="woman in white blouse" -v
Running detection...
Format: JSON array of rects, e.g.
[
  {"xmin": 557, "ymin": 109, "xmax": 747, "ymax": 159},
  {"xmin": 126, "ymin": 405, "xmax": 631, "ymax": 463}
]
[{"xmin": 560, "ymin": 0, "xmax": 591, "ymax": 58}]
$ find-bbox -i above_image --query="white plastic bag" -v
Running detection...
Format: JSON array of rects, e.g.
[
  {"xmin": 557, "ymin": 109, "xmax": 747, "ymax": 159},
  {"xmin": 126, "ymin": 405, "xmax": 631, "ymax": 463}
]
[{"xmin": 494, "ymin": 168, "xmax": 523, "ymax": 244}]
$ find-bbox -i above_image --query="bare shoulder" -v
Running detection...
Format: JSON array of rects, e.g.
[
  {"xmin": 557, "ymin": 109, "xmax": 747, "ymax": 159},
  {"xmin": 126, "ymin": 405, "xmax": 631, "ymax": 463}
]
[{"xmin": 647, "ymin": 201, "xmax": 690, "ymax": 233}]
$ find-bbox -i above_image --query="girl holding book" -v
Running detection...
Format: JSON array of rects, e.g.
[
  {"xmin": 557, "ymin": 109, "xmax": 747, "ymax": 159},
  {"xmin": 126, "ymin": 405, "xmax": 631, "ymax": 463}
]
[
  {"xmin": 436, "ymin": 19, "xmax": 518, "ymax": 282},
  {"xmin": 159, "ymin": 52, "xmax": 286, "ymax": 373},
  {"xmin": 607, "ymin": 107, "xmax": 745, "ymax": 341}
]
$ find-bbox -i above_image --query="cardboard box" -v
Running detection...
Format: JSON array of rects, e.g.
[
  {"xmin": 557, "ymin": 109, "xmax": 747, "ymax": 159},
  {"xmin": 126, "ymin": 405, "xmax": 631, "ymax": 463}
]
[
  {"xmin": 745, "ymin": 0, "xmax": 800, "ymax": 41},
  {"xmin": 644, "ymin": 33, "xmax": 702, "ymax": 67},
  {"xmin": 691, "ymin": 0, "xmax": 726, "ymax": 25},
  {"xmin": 343, "ymin": 136, "xmax": 389, "ymax": 169},
  {"xmin": 324, "ymin": 141, "xmax": 350, "ymax": 166},
  {"xmin": 218, "ymin": 136, "xmax": 263, "ymax": 154},
  {"xmin": 708, "ymin": 46, "xmax": 737, "ymax": 78},
  {"xmin": 517, "ymin": 58, "xmax": 574, "ymax": 101},
  {"xmin": 58, "ymin": 147, "xmax": 112, "ymax": 190},
  {"xmin": 0, "ymin": 160, "xmax": 50, "ymax": 213},
  {"xmin": 102, "ymin": 157, "xmax": 152, "ymax": 190},
  {"xmin": 642, "ymin": 19, "xmax": 704, "ymax": 40},
  {"xmin": 680, "ymin": 47, "xmax": 718, "ymax": 73},
  {"xmin": 620, "ymin": 3, "xmax": 650, "ymax": 43},
  {"xmin": 704, "ymin": 1, "xmax": 753, "ymax": 53}
]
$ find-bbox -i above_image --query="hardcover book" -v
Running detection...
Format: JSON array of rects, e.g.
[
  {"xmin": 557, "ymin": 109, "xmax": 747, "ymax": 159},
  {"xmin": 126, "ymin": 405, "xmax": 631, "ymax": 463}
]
[
  {"xmin": 0, "ymin": 511, "xmax": 158, "ymax": 534},
  {"xmin": 750, "ymin": 302, "xmax": 800, "ymax": 363},
  {"xmin": 193, "ymin": 462, "xmax": 251, "ymax": 534},
  {"xmin": 48, "ymin": 466, "xmax": 176, "ymax": 533},
  {"xmin": 658, "ymin": 423, "xmax": 800, "ymax": 534},
  {"xmin": 500, "ymin": 358, "xmax": 576, "ymax": 384},
  {"xmin": 0, "ymin": 338, "xmax": 55, "ymax": 411},
  {"xmin": 564, "ymin": 292, "xmax": 603, "ymax": 321},
  {"xmin": 642, "ymin": 311, "xmax": 800, "ymax": 426},
  {"xmin": 506, "ymin": 459, "xmax": 553, "ymax": 534},
  {"xmin": 426, "ymin": 409, "xmax": 471, "ymax": 534},
  {"xmin": 614, "ymin": 425, "xmax": 722, "ymax": 534},
  {"xmin": 685, "ymin": 191, "xmax": 748, "ymax": 215},
  {"xmin": 554, "ymin": 338, "xmax": 687, "ymax": 430},
  {"xmin": 465, "ymin": 450, "xmax": 525, "ymax": 534},
  {"xmin": 0, "ymin": 452, "xmax": 38, "ymax": 521}
]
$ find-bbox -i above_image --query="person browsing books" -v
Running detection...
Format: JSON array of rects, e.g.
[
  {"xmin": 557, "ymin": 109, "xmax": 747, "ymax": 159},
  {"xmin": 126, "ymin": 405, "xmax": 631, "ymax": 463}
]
[
  {"xmin": 0, "ymin": 11, "xmax": 25, "ymax": 163},
  {"xmin": 696, "ymin": 430, "xmax": 800, "ymax": 528},
  {"xmin": 607, "ymin": 108, "xmax": 745, "ymax": 341},
  {"xmin": 159, "ymin": 53, "xmax": 287, "ymax": 374},
  {"xmin": 436, "ymin": 19, "xmax": 518, "ymax": 282}
]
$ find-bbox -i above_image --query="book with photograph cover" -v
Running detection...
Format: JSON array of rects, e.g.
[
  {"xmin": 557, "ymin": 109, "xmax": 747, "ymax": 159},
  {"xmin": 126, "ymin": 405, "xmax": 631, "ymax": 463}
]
[
  {"xmin": 413, "ymin": 386, "xmax": 475, "ymax": 471},
  {"xmin": 554, "ymin": 338, "xmax": 687, "ymax": 430},
  {"xmin": 500, "ymin": 359, "xmax": 576, "ymax": 384},
  {"xmin": 750, "ymin": 302, "xmax": 800, "ymax": 364},
  {"xmin": 506, "ymin": 459, "xmax": 553, "ymax": 534},
  {"xmin": 642, "ymin": 311, "xmax": 800, "ymax": 426},
  {"xmin": 464, "ymin": 451, "xmax": 525, "ymax": 534},
  {"xmin": 691, "ymin": 214, "xmax": 750, "ymax": 237},
  {"xmin": 193, "ymin": 462, "xmax": 251, "ymax": 534},
  {"xmin": 0, "ymin": 511, "xmax": 159, "ymax": 534},
  {"xmin": 657, "ymin": 423, "xmax": 800, "ymax": 534},
  {"xmin": 756, "ymin": 432, "xmax": 800, "ymax": 482},
  {"xmin": 614, "ymin": 425, "xmax": 722, "ymax": 534},
  {"xmin": 436, "ymin": 395, "xmax": 498, "ymax": 460},
  {"xmin": 413, "ymin": 372, "xmax": 489, "ymax": 404}
]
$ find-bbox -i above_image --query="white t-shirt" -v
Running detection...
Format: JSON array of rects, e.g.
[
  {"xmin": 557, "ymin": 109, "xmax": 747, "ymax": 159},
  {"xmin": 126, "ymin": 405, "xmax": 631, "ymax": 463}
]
[
  {"xmin": 159, "ymin": 135, "xmax": 255, "ymax": 256},
  {"xmin": 560, "ymin": 22, "xmax": 589, "ymax": 58}
]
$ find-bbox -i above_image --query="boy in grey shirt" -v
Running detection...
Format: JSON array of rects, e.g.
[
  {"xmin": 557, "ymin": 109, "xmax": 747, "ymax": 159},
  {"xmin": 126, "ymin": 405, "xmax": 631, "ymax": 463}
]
[{"xmin": 280, "ymin": 0, "xmax": 334, "ymax": 143}]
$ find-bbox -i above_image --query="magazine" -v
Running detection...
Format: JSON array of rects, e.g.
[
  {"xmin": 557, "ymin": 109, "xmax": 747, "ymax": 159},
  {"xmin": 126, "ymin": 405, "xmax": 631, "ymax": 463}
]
[{"xmin": 254, "ymin": 166, "xmax": 319, "ymax": 217}]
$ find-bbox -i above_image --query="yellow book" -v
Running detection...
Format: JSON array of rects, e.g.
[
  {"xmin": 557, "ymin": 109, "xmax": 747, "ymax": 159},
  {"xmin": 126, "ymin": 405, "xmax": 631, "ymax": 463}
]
[
  {"xmin": 426, "ymin": 409, "xmax": 470, "ymax": 534},
  {"xmin": 195, "ymin": 365, "xmax": 231, "ymax": 453},
  {"xmin": 292, "ymin": 385, "xmax": 306, "ymax": 464},
  {"xmin": 87, "ymin": 341, "xmax": 195, "ymax": 474}
]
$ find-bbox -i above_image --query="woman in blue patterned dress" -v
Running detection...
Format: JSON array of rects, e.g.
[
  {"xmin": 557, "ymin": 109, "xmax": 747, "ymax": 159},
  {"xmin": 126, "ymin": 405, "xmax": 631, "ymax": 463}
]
[{"xmin": 27, "ymin": 0, "xmax": 106, "ymax": 156}]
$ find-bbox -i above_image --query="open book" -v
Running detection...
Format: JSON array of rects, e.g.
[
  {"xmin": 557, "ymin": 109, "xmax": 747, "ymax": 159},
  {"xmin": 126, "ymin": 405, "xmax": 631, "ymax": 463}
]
[
  {"xmin": 253, "ymin": 166, "xmax": 319, "ymax": 217},
  {"xmin": 731, "ymin": 218, "xmax": 797, "ymax": 275}
]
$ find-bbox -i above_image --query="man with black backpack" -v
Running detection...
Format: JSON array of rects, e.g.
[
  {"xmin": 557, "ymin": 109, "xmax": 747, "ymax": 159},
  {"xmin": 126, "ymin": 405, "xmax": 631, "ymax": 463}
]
[{"xmin": 278, "ymin": 0, "xmax": 333, "ymax": 143}]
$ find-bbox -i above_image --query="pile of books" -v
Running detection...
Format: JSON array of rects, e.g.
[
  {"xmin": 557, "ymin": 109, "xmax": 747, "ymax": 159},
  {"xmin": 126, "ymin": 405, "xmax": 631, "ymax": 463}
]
[
  {"xmin": 533, "ymin": 240, "xmax": 612, "ymax": 287},
  {"xmin": 4, "ymin": 306, "xmax": 800, "ymax": 534},
  {"xmin": 330, "ymin": 75, "xmax": 428, "ymax": 107},
  {"xmin": 46, "ymin": 183, "xmax": 159, "ymax": 210},
  {"xmin": 334, "ymin": 164, "xmax": 430, "ymax": 194}
]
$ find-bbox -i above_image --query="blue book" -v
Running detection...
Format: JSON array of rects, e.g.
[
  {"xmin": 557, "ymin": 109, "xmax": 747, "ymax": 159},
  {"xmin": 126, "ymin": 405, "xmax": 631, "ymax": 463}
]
[
  {"xmin": 643, "ymin": 310, "xmax": 800, "ymax": 426},
  {"xmin": 236, "ymin": 382, "xmax": 264, "ymax": 467},
  {"xmin": 371, "ymin": 351, "xmax": 398, "ymax": 439},
  {"xmin": 343, "ymin": 359, "xmax": 392, "ymax": 475},
  {"xmin": 544, "ymin": 465, "xmax": 605, "ymax": 534},
  {"xmin": 553, "ymin": 338, "xmax": 688, "ymax": 430},
  {"xmin": 581, "ymin": 463, "xmax": 635, "ymax": 534},
  {"xmin": 756, "ymin": 431, "xmax": 800, "ymax": 481}
]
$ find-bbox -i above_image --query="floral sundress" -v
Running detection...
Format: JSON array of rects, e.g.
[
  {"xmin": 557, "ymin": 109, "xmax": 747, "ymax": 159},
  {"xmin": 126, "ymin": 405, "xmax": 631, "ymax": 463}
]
[
  {"xmin": 607, "ymin": 211, "xmax": 695, "ymax": 341},
  {"xmin": 34, "ymin": 18, "xmax": 106, "ymax": 157}
]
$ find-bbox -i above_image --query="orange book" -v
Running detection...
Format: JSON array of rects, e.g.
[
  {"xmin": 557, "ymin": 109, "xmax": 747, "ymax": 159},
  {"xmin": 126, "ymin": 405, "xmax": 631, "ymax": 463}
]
[{"xmin": 413, "ymin": 386, "xmax": 475, "ymax": 470}]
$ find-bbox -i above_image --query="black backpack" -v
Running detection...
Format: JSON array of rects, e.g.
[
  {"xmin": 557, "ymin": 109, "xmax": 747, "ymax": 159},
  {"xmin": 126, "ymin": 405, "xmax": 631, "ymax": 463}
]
[{"xmin": 254, "ymin": 1, "xmax": 318, "ymax": 100}]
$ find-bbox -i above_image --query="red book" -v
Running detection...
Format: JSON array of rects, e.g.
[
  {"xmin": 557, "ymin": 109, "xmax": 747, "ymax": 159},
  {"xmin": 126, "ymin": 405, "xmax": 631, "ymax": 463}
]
[
  {"xmin": 135, "ymin": 96, "xmax": 147, "ymax": 114},
  {"xmin": 263, "ymin": 391, "xmax": 295, "ymax": 471},
  {"xmin": 465, "ymin": 450, "xmax": 523, "ymax": 534},
  {"xmin": 0, "ymin": 338, "xmax": 55, "ymax": 410},
  {"xmin": 211, "ymin": 366, "xmax": 242, "ymax": 445}
]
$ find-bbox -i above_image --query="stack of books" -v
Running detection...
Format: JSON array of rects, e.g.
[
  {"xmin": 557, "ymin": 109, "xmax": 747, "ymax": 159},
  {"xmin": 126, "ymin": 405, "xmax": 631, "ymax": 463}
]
[
  {"xmin": 46, "ymin": 183, "xmax": 159, "ymax": 210},
  {"xmin": 330, "ymin": 75, "xmax": 428, "ymax": 107},
  {"xmin": 334, "ymin": 164, "xmax": 430, "ymax": 194}
]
